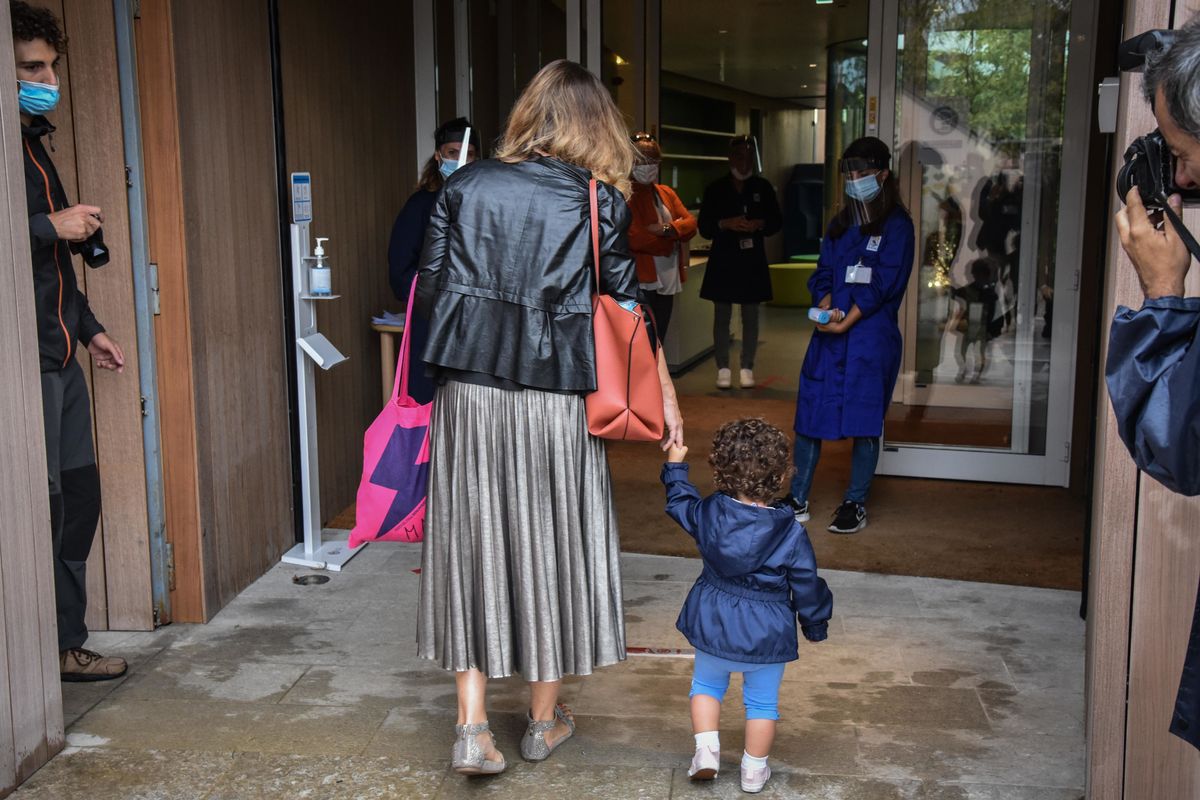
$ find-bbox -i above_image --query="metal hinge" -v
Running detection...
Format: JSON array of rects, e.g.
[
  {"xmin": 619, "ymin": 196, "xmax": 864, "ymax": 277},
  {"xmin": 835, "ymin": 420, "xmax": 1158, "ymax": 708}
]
[
  {"xmin": 166, "ymin": 541, "xmax": 176, "ymax": 592},
  {"xmin": 1073, "ymin": 268, "xmax": 1080, "ymax": 292},
  {"xmin": 140, "ymin": 396, "xmax": 148, "ymax": 417},
  {"xmin": 149, "ymin": 262, "xmax": 161, "ymax": 315},
  {"xmin": 1063, "ymin": 440, "xmax": 1071, "ymax": 463},
  {"xmin": 125, "ymin": 165, "xmax": 133, "ymax": 188}
]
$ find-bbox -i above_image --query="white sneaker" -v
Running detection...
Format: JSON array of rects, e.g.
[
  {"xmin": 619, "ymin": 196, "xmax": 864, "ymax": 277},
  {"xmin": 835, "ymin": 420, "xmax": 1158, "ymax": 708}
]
[
  {"xmin": 739, "ymin": 368, "xmax": 755, "ymax": 388},
  {"xmin": 688, "ymin": 745, "xmax": 720, "ymax": 780},
  {"xmin": 716, "ymin": 368, "xmax": 732, "ymax": 389},
  {"xmin": 741, "ymin": 762, "xmax": 771, "ymax": 793}
]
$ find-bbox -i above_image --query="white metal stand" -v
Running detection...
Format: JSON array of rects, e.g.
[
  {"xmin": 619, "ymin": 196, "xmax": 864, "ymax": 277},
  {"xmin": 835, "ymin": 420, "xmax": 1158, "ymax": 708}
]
[{"xmin": 281, "ymin": 212, "xmax": 363, "ymax": 571}]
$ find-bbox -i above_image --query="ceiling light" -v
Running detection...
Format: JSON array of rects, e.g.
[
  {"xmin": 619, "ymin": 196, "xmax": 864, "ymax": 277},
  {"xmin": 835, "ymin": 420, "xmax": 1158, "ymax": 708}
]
[
  {"xmin": 815, "ymin": 0, "xmax": 834, "ymax": 5},
  {"xmin": 718, "ymin": 29, "xmax": 728, "ymax": 34},
  {"xmin": 614, "ymin": 54, "xmax": 629, "ymax": 65},
  {"xmin": 809, "ymin": 63, "xmax": 817, "ymax": 68}
]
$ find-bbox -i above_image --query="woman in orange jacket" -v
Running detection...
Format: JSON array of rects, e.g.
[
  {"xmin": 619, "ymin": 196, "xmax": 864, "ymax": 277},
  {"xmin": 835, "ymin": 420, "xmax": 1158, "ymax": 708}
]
[{"xmin": 627, "ymin": 132, "xmax": 698, "ymax": 340}]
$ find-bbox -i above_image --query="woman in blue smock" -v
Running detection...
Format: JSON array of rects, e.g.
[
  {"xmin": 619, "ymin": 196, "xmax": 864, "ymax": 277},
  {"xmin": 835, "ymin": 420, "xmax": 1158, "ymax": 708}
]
[
  {"xmin": 386, "ymin": 117, "xmax": 480, "ymax": 403},
  {"xmin": 782, "ymin": 137, "xmax": 914, "ymax": 534}
]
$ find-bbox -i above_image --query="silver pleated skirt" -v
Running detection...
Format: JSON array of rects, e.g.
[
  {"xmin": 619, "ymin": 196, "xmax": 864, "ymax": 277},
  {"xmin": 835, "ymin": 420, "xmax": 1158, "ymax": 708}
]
[{"xmin": 416, "ymin": 380, "xmax": 626, "ymax": 681}]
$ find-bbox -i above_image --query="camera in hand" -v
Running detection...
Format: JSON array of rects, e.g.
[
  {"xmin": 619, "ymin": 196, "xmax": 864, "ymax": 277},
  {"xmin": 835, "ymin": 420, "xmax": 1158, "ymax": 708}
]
[
  {"xmin": 1115, "ymin": 28, "xmax": 1200, "ymax": 211},
  {"xmin": 1117, "ymin": 131, "xmax": 1200, "ymax": 210},
  {"xmin": 81, "ymin": 225, "xmax": 109, "ymax": 268}
]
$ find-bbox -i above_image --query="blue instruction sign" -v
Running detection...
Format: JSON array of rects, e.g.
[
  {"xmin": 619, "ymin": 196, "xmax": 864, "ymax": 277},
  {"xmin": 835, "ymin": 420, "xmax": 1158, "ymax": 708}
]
[{"xmin": 291, "ymin": 172, "xmax": 312, "ymax": 224}]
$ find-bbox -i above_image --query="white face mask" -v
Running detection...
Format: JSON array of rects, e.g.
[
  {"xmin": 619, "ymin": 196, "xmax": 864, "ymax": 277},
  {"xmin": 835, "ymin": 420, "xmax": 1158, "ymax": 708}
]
[
  {"xmin": 731, "ymin": 167, "xmax": 754, "ymax": 181},
  {"xmin": 632, "ymin": 164, "xmax": 660, "ymax": 185}
]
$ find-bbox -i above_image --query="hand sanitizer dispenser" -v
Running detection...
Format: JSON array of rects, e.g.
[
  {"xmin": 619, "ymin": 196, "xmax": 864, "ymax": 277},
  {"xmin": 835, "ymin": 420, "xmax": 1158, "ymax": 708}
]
[{"xmin": 309, "ymin": 236, "xmax": 332, "ymax": 296}]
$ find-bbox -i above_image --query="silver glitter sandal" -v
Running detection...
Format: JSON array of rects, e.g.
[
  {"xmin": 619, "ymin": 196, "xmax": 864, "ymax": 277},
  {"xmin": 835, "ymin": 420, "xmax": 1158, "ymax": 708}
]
[
  {"xmin": 520, "ymin": 703, "xmax": 576, "ymax": 762},
  {"xmin": 451, "ymin": 721, "xmax": 507, "ymax": 776}
]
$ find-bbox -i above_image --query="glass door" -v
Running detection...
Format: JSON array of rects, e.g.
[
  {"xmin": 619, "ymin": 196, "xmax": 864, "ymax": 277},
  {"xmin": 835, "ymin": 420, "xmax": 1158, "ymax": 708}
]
[{"xmin": 872, "ymin": 0, "xmax": 1094, "ymax": 486}]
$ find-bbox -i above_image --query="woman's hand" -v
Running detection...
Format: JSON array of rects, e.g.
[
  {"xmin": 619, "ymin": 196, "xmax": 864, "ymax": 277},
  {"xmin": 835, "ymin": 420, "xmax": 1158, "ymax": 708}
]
[
  {"xmin": 816, "ymin": 305, "xmax": 860, "ymax": 335},
  {"xmin": 656, "ymin": 348, "xmax": 685, "ymax": 451}
]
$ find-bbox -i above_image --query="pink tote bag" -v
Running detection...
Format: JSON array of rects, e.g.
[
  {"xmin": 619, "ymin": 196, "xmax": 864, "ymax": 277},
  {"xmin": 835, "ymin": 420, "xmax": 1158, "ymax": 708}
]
[{"xmin": 349, "ymin": 278, "xmax": 431, "ymax": 546}]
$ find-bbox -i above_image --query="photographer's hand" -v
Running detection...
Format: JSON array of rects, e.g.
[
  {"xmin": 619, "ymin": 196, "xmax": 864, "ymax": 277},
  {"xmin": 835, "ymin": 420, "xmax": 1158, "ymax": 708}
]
[
  {"xmin": 48, "ymin": 204, "xmax": 102, "ymax": 243},
  {"xmin": 1117, "ymin": 187, "xmax": 1190, "ymax": 299}
]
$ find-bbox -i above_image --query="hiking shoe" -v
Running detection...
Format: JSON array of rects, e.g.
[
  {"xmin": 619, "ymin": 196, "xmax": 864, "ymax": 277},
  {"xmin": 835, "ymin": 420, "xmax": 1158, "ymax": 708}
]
[
  {"xmin": 740, "ymin": 762, "xmax": 771, "ymax": 793},
  {"xmin": 828, "ymin": 500, "xmax": 867, "ymax": 534},
  {"xmin": 688, "ymin": 745, "xmax": 720, "ymax": 780},
  {"xmin": 716, "ymin": 368, "xmax": 732, "ymax": 389},
  {"xmin": 777, "ymin": 495, "xmax": 810, "ymax": 523},
  {"xmin": 739, "ymin": 368, "xmax": 755, "ymax": 388},
  {"xmin": 60, "ymin": 648, "xmax": 128, "ymax": 682}
]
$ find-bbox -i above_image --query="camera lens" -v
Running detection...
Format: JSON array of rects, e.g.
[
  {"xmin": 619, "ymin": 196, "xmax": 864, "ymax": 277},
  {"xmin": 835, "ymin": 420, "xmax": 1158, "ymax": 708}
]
[{"xmin": 81, "ymin": 227, "xmax": 109, "ymax": 268}]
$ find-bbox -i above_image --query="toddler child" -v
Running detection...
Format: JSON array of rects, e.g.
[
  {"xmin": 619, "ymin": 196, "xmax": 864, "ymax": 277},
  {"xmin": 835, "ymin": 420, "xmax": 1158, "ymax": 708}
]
[{"xmin": 663, "ymin": 417, "xmax": 833, "ymax": 793}]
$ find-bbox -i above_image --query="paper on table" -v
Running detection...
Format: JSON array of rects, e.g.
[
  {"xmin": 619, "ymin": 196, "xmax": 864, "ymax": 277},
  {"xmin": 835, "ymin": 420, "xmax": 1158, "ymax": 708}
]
[{"xmin": 371, "ymin": 310, "xmax": 406, "ymax": 326}]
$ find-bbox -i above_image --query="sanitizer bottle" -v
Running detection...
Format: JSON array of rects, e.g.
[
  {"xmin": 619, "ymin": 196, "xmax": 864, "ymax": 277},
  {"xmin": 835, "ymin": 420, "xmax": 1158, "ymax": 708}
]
[{"xmin": 310, "ymin": 237, "xmax": 332, "ymax": 296}]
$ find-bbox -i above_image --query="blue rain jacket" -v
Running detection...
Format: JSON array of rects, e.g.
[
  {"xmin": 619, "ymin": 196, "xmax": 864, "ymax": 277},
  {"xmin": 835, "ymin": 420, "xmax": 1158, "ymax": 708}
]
[
  {"xmin": 795, "ymin": 209, "xmax": 915, "ymax": 440},
  {"xmin": 1106, "ymin": 296, "xmax": 1200, "ymax": 749},
  {"xmin": 663, "ymin": 463, "xmax": 833, "ymax": 664}
]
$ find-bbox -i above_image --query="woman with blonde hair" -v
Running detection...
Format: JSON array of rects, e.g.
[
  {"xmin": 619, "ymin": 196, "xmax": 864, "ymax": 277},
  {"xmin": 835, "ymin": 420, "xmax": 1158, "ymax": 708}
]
[{"xmin": 416, "ymin": 59, "xmax": 684, "ymax": 777}]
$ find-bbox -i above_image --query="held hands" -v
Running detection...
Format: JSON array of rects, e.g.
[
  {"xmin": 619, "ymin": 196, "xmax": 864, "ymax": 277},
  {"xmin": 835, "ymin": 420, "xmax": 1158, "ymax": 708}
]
[
  {"xmin": 1116, "ymin": 187, "xmax": 1190, "ymax": 299},
  {"xmin": 87, "ymin": 332, "xmax": 125, "ymax": 373},
  {"xmin": 815, "ymin": 308, "xmax": 849, "ymax": 334},
  {"xmin": 720, "ymin": 216, "xmax": 759, "ymax": 234},
  {"xmin": 49, "ymin": 205, "xmax": 103, "ymax": 243},
  {"xmin": 666, "ymin": 443, "xmax": 688, "ymax": 463}
]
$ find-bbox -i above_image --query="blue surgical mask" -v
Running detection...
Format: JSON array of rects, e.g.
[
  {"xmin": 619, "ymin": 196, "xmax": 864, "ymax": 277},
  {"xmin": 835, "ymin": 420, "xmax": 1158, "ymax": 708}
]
[
  {"xmin": 438, "ymin": 159, "xmax": 458, "ymax": 179},
  {"xmin": 18, "ymin": 80, "xmax": 59, "ymax": 115},
  {"xmin": 845, "ymin": 174, "xmax": 882, "ymax": 203}
]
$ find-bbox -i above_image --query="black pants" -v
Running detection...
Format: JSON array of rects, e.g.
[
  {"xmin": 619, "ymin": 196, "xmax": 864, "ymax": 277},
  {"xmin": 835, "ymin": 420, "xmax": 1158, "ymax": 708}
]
[
  {"xmin": 41, "ymin": 361, "xmax": 102, "ymax": 652},
  {"xmin": 644, "ymin": 292, "xmax": 675, "ymax": 343}
]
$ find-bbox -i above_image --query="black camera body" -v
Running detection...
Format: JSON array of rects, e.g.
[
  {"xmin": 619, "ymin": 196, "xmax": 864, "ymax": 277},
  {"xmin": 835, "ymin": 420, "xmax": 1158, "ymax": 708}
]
[
  {"xmin": 1117, "ymin": 130, "xmax": 1200, "ymax": 209},
  {"xmin": 1115, "ymin": 28, "xmax": 1200, "ymax": 209},
  {"xmin": 80, "ymin": 225, "xmax": 109, "ymax": 268}
]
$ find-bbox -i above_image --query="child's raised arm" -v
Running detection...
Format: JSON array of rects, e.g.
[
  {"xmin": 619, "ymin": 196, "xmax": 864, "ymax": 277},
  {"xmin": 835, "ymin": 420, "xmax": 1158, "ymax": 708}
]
[{"xmin": 661, "ymin": 462, "xmax": 703, "ymax": 540}]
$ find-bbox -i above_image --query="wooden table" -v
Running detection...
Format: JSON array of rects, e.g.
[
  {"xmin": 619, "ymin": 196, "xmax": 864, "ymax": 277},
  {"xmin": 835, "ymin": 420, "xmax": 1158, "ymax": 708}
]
[{"xmin": 371, "ymin": 321, "xmax": 405, "ymax": 405}]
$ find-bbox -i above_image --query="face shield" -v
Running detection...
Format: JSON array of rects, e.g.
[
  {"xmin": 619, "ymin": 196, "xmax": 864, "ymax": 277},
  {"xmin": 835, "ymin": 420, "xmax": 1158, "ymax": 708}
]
[{"xmin": 840, "ymin": 155, "xmax": 889, "ymax": 227}]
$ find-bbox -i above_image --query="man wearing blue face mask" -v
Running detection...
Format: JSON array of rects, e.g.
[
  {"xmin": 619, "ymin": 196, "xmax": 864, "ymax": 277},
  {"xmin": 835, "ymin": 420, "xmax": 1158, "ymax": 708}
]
[{"xmin": 13, "ymin": 0, "xmax": 127, "ymax": 682}]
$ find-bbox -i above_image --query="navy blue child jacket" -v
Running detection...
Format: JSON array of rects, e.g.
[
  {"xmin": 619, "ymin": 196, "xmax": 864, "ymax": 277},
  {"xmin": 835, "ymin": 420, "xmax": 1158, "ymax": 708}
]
[{"xmin": 663, "ymin": 463, "xmax": 833, "ymax": 663}]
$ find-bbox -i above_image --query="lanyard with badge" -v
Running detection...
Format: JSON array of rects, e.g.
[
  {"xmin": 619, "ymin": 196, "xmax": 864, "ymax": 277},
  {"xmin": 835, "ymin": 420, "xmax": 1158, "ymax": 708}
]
[
  {"xmin": 739, "ymin": 189, "xmax": 763, "ymax": 251},
  {"xmin": 846, "ymin": 235, "xmax": 882, "ymax": 284}
]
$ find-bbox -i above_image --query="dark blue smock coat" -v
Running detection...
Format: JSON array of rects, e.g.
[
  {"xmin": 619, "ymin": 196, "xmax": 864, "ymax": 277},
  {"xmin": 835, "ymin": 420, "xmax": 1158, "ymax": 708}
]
[
  {"xmin": 387, "ymin": 189, "xmax": 438, "ymax": 404},
  {"xmin": 795, "ymin": 209, "xmax": 915, "ymax": 440},
  {"xmin": 663, "ymin": 463, "xmax": 832, "ymax": 663},
  {"xmin": 1106, "ymin": 296, "xmax": 1200, "ymax": 749}
]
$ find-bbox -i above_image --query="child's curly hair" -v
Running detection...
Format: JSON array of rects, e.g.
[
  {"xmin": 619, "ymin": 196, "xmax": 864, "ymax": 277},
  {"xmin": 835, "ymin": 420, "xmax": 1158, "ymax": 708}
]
[{"xmin": 709, "ymin": 417, "xmax": 792, "ymax": 503}]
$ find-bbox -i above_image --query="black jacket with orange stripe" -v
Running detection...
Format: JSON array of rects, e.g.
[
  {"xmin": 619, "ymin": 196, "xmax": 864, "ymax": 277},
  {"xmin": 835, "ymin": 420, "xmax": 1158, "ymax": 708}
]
[{"xmin": 23, "ymin": 115, "xmax": 104, "ymax": 373}]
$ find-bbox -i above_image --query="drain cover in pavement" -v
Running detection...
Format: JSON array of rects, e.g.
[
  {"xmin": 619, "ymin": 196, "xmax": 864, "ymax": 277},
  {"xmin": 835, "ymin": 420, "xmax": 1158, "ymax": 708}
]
[{"xmin": 293, "ymin": 573, "xmax": 330, "ymax": 586}]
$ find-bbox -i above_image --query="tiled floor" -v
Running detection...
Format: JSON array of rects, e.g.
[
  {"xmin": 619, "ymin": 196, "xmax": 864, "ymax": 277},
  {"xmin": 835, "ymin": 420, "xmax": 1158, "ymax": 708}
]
[{"xmin": 15, "ymin": 541, "xmax": 1084, "ymax": 799}]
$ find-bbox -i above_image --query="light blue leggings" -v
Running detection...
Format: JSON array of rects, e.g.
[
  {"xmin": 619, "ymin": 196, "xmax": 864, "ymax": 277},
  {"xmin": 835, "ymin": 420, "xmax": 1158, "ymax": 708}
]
[{"xmin": 690, "ymin": 650, "xmax": 787, "ymax": 721}]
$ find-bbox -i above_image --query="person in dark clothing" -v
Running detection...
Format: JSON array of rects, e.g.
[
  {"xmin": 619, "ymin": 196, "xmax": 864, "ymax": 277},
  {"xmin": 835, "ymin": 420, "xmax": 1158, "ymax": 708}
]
[
  {"xmin": 13, "ymin": 0, "xmax": 127, "ymax": 682},
  {"xmin": 386, "ymin": 117, "xmax": 480, "ymax": 404},
  {"xmin": 950, "ymin": 258, "xmax": 1000, "ymax": 384},
  {"xmin": 662, "ymin": 418, "xmax": 831, "ymax": 794},
  {"xmin": 697, "ymin": 136, "xmax": 783, "ymax": 390},
  {"xmin": 1107, "ymin": 15, "xmax": 1200, "ymax": 751}
]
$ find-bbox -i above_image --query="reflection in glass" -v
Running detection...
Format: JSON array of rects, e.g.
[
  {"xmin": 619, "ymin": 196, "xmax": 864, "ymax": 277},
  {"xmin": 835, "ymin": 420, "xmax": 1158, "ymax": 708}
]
[{"xmin": 886, "ymin": 0, "xmax": 1070, "ymax": 456}]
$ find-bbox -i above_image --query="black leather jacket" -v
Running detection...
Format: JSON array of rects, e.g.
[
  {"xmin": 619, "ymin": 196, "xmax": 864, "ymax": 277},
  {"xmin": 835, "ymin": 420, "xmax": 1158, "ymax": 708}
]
[{"xmin": 416, "ymin": 156, "xmax": 638, "ymax": 392}]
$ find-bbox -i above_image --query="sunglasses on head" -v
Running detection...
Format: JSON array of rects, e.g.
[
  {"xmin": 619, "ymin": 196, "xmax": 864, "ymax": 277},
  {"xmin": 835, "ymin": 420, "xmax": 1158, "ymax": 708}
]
[{"xmin": 632, "ymin": 133, "xmax": 657, "ymax": 143}]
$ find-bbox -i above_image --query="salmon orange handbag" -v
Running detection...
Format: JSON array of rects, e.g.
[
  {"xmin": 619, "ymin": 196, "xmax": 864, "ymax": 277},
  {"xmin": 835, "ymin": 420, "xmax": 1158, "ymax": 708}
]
[{"xmin": 585, "ymin": 178, "xmax": 665, "ymax": 441}]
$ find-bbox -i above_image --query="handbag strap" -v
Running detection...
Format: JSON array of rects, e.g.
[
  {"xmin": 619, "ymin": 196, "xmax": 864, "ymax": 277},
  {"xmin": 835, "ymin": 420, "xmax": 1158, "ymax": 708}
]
[
  {"xmin": 590, "ymin": 178, "xmax": 601, "ymax": 297},
  {"xmin": 393, "ymin": 274, "xmax": 418, "ymax": 402}
]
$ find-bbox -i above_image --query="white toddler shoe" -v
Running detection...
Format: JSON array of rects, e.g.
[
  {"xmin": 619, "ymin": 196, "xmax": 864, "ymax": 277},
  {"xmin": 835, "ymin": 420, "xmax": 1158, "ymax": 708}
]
[{"xmin": 688, "ymin": 745, "xmax": 720, "ymax": 780}]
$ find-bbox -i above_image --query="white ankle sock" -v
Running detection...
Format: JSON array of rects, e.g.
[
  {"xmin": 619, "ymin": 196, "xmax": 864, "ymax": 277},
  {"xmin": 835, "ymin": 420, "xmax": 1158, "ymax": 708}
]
[
  {"xmin": 742, "ymin": 751, "xmax": 768, "ymax": 769},
  {"xmin": 694, "ymin": 731, "xmax": 720, "ymax": 750}
]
